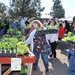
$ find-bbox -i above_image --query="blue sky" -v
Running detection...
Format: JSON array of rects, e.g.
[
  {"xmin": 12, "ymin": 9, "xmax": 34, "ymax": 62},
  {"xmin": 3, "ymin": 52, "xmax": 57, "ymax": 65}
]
[{"xmin": 0, "ymin": 0, "xmax": 75, "ymax": 18}]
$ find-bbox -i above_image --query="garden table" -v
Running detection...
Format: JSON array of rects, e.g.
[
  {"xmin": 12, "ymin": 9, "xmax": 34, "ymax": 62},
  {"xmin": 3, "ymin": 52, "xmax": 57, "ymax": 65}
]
[{"xmin": 0, "ymin": 51, "xmax": 36, "ymax": 75}]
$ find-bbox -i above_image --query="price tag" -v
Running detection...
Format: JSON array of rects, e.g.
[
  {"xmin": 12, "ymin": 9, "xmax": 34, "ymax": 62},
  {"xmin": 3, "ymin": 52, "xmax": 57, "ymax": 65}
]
[{"xmin": 11, "ymin": 58, "xmax": 22, "ymax": 71}]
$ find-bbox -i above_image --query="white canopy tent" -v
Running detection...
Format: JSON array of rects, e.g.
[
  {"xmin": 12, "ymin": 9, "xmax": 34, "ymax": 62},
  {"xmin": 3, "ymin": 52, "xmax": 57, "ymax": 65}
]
[{"xmin": 58, "ymin": 17, "xmax": 73, "ymax": 22}]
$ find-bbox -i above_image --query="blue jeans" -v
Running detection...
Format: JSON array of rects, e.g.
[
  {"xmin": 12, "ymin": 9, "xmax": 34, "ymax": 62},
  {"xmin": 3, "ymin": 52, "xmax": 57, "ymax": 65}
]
[
  {"xmin": 33, "ymin": 51, "xmax": 48, "ymax": 69},
  {"xmin": 68, "ymin": 49, "xmax": 75, "ymax": 75},
  {"xmin": 20, "ymin": 27, "xmax": 25, "ymax": 36},
  {"xmin": 68, "ymin": 56, "xmax": 75, "ymax": 75}
]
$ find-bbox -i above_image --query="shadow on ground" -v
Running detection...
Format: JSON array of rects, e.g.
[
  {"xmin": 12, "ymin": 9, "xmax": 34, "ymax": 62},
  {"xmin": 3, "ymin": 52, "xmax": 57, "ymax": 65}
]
[
  {"xmin": 56, "ymin": 41, "xmax": 69, "ymax": 56},
  {"xmin": 32, "ymin": 47, "xmax": 68, "ymax": 75},
  {"xmin": 48, "ymin": 58, "xmax": 68, "ymax": 75},
  {"xmin": 32, "ymin": 67, "xmax": 43, "ymax": 75},
  {"xmin": 32, "ymin": 57, "xmax": 68, "ymax": 75}
]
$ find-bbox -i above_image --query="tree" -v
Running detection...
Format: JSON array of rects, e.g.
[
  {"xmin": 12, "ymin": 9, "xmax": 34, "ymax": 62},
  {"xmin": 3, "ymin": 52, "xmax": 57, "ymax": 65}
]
[
  {"xmin": 9, "ymin": 0, "xmax": 44, "ymax": 18},
  {"xmin": 0, "ymin": 2, "xmax": 6, "ymax": 18},
  {"xmin": 73, "ymin": 16, "xmax": 75, "ymax": 23},
  {"xmin": 50, "ymin": 0, "xmax": 65, "ymax": 18}
]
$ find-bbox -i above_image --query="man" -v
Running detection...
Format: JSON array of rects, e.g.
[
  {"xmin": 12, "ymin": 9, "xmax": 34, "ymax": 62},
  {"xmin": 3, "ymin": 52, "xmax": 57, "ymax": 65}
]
[
  {"xmin": 10, "ymin": 20, "xmax": 17, "ymax": 29},
  {"xmin": 19, "ymin": 16, "xmax": 25, "ymax": 36}
]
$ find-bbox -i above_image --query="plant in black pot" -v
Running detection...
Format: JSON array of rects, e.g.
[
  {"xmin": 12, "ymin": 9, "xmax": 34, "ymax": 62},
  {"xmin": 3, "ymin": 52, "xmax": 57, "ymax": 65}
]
[
  {"xmin": 20, "ymin": 65, "xmax": 28, "ymax": 75},
  {"xmin": 17, "ymin": 42, "xmax": 29, "ymax": 56}
]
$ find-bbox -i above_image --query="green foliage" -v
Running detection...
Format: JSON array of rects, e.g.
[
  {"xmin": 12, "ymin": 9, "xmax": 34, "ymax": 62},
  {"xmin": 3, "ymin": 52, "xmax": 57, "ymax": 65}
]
[
  {"xmin": 7, "ymin": 28, "xmax": 24, "ymax": 41},
  {"xmin": 0, "ymin": 2, "xmax": 6, "ymax": 17},
  {"xmin": 62, "ymin": 37, "xmax": 67, "ymax": 42},
  {"xmin": 0, "ymin": 25, "xmax": 28, "ymax": 55},
  {"xmin": 0, "ymin": 27, "xmax": 25, "ymax": 50},
  {"xmin": 0, "ymin": 42, "xmax": 2, "ymax": 49},
  {"xmin": 72, "ymin": 36, "xmax": 75, "ymax": 42},
  {"xmin": 0, "ymin": 37, "xmax": 19, "ymax": 49},
  {"xmin": 0, "ymin": 22, "xmax": 5, "ymax": 26},
  {"xmin": 20, "ymin": 65, "xmax": 28, "ymax": 74},
  {"xmin": 50, "ymin": 0, "xmax": 65, "ymax": 18},
  {"xmin": 7, "ymin": 28, "xmax": 19, "ymax": 34},
  {"xmin": 62, "ymin": 35, "xmax": 75, "ymax": 43},
  {"xmin": 24, "ymin": 24, "xmax": 31, "ymax": 29},
  {"xmin": 17, "ymin": 42, "xmax": 29, "ymax": 55},
  {"xmin": 62, "ymin": 32, "xmax": 74, "ymax": 42},
  {"xmin": 9, "ymin": 0, "xmax": 44, "ymax": 18},
  {"xmin": 46, "ymin": 24, "xmax": 58, "ymax": 29},
  {"xmin": 67, "ymin": 32, "xmax": 73, "ymax": 37}
]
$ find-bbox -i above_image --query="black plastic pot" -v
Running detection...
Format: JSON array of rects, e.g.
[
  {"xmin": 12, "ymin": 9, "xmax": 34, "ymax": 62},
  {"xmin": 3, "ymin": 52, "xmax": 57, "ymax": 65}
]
[{"xmin": 0, "ymin": 53, "xmax": 16, "ymax": 57}]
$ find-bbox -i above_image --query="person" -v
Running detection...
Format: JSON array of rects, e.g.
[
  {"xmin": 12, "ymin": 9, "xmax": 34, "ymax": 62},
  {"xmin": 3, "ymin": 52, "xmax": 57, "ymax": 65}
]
[
  {"xmin": 62, "ymin": 21, "xmax": 65, "ymax": 28},
  {"xmin": 19, "ymin": 16, "xmax": 25, "ymax": 36},
  {"xmin": 9, "ymin": 20, "xmax": 17, "ymax": 28},
  {"xmin": 64, "ymin": 20, "xmax": 70, "ymax": 34},
  {"xmin": 58, "ymin": 23, "xmax": 65, "ymax": 40},
  {"xmin": 68, "ymin": 21, "xmax": 75, "ymax": 75},
  {"xmin": 24, "ymin": 20, "xmax": 50, "ymax": 72},
  {"xmin": 46, "ymin": 18, "xmax": 58, "ymax": 29},
  {"xmin": 25, "ymin": 17, "xmax": 35, "ymax": 39},
  {"xmin": 0, "ymin": 18, "xmax": 8, "ymax": 37},
  {"xmin": 24, "ymin": 20, "xmax": 30, "ymax": 36},
  {"xmin": 73, "ymin": 22, "xmax": 75, "ymax": 34},
  {"xmin": 3, "ymin": 18, "xmax": 10, "ymax": 34},
  {"xmin": 48, "ymin": 18, "xmax": 58, "ymax": 58},
  {"xmin": 68, "ymin": 47, "xmax": 75, "ymax": 75}
]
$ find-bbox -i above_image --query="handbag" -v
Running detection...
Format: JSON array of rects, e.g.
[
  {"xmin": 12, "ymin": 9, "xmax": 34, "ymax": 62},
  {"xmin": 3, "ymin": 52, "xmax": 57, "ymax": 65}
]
[{"xmin": 43, "ymin": 44, "xmax": 52, "ymax": 54}]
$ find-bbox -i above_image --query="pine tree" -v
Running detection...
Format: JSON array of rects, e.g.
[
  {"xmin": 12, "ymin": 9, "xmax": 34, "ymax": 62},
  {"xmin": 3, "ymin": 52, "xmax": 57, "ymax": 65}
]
[
  {"xmin": 0, "ymin": 2, "xmax": 6, "ymax": 18},
  {"xmin": 50, "ymin": 0, "xmax": 65, "ymax": 18},
  {"xmin": 9, "ymin": 0, "xmax": 44, "ymax": 18}
]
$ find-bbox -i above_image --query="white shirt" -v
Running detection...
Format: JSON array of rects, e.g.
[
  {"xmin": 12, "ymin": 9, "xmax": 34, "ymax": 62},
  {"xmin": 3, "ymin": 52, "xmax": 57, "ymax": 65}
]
[
  {"xmin": 46, "ymin": 33, "xmax": 58, "ymax": 43},
  {"xmin": 20, "ymin": 18, "xmax": 25, "ymax": 27},
  {"xmin": 24, "ymin": 29, "xmax": 36, "ymax": 52},
  {"xmin": 43, "ymin": 26, "xmax": 58, "ymax": 43}
]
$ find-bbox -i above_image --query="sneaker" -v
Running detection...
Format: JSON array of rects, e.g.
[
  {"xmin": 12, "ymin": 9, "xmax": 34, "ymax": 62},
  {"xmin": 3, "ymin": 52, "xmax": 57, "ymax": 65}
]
[
  {"xmin": 49, "ymin": 54, "xmax": 52, "ymax": 57},
  {"xmin": 46, "ymin": 69, "xmax": 49, "ymax": 72}
]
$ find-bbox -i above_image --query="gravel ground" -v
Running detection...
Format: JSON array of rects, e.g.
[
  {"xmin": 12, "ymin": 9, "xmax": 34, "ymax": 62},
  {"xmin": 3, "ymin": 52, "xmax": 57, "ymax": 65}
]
[{"xmin": 32, "ymin": 49, "xmax": 68, "ymax": 75}]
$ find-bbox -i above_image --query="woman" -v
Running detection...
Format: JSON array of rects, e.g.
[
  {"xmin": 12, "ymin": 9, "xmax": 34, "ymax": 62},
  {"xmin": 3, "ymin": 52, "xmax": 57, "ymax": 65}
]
[
  {"xmin": 24, "ymin": 20, "xmax": 50, "ymax": 72},
  {"xmin": 73, "ymin": 22, "xmax": 75, "ymax": 34},
  {"xmin": 64, "ymin": 20, "xmax": 70, "ymax": 34},
  {"xmin": 48, "ymin": 18, "xmax": 58, "ymax": 58},
  {"xmin": 58, "ymin": 23, "xmax": 65, "ymax": 40}
]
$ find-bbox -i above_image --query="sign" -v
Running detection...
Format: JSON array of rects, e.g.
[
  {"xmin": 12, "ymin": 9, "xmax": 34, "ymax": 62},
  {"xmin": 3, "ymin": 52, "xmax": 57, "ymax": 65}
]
[{"xmin": 11, "ymin": 58, "xmax": 22, "ymax": 71}]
